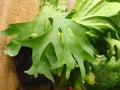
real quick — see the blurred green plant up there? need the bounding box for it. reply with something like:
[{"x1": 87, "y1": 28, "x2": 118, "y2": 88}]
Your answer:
[{"x1": 1, "y1": 0, "x2": 120, "y2": 90}]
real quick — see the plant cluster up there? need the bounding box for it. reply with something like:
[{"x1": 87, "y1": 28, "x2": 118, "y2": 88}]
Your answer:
[{"x1": 1, "y1": 0, "x2": 120, "y2": 90}]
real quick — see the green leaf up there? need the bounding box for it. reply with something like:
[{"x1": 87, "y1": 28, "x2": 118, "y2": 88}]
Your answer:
[
  {"x1": 106, "y1": 37, "x2": 120, "y2": 59},
  {"x1": 15, "y1": 17, "x2": 95, "y2": 80},
  {"x1": 1, "y1": 10, "x2": 51, "y2": 40},
  {"x1": 95, "y1": 56, "x2": 120, "y2": 87},
  {"x1": 2, "y1": 0, "x2": 120, "y2": 85},
  {"x1": 25, "y1": 51, "x2": 55, "y2": 82},
  {"x1": 48, "y1": 0, "x2": 59, "y2": 6},
  {"x1": 2, "y1": 4, "x2": 68, "y2": 81},
  {"x1": 4, "y1": 41, "x2": 21, "y2": 57},
  {"x1": 72, "y1": 0, "x2": 120, "y2": 31}
]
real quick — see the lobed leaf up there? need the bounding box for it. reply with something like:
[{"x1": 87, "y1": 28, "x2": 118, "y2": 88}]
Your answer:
[{"x1": 1, "y1": 0, "x2": 120, "y2": 84}]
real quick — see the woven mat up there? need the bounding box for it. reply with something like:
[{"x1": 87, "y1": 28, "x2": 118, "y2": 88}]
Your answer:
[{"x1": 0, "y1": 0, "x2": 40, "y2": 31}]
